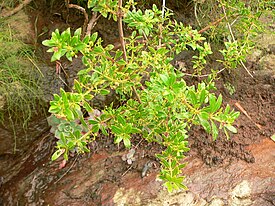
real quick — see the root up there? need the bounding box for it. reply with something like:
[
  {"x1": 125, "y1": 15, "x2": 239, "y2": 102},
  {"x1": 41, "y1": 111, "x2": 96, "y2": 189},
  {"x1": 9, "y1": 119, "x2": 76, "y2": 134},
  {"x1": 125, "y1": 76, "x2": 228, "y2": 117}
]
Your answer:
[{"x1": 65, "y1": 0, "x2": 88, "y2": 35}]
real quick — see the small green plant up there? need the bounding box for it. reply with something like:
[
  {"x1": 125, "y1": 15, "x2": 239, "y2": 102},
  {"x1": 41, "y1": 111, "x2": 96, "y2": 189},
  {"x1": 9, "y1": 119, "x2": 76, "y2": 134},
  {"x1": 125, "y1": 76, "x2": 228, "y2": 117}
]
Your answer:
[{"x1": 42, "y1": 0, "x2": 265, "y2": 192}]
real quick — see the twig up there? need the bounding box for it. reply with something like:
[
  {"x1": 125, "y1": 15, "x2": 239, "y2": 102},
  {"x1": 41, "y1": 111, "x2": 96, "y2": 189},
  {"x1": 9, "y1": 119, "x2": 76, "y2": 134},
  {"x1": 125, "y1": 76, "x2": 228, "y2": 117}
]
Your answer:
[
  {"x1": 122, "y1": 164, "x2": 133, "y2": 177},
  {"x1": 65, "y1": 0, "x2": 88, "y2": 35},
  {"x1": 86, "y1": 12, "x2": 101, "y2": 36},
  {"x1": 0, "y1": 0, "x2": 33, "y2": 18},
  {"x1": 198, "y1": 16, "x2": 225, "y2": 34},
  {"x1": 131, "y1": 86, "x2": 142, "y2": 103},
  {"x1": 54, "y1": 155, "x2": 79, "y2": 184},
  {"x1": 194, "y1": 2, "x2": 202, "y2": 27},
  {"x1": 240, "y1": 59, "x2": 254, "y2": 78},
  {"x1": 161, "y1": 0, "x2": 165, "y2": 18},
  {"x1": 234, "y1": 102, "x2": 262, "y2": 130}
]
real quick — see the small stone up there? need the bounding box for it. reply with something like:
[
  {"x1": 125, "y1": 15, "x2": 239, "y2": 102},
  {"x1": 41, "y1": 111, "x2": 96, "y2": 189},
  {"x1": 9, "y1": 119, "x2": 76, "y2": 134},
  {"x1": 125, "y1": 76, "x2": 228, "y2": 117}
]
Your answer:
[{"x1": 209, "y1": 198, "x2": 224, "y2": 206}]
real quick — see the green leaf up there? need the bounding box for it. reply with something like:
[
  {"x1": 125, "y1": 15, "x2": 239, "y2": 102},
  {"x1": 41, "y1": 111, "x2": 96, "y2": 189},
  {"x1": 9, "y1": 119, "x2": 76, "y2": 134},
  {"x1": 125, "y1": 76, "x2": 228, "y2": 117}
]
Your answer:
[
  {"x1": 61, "y1": 28, "x2": 71, "y2": 41},
  {"x1": 188, "y1": 90, "x2": 197, "y2": 105},
  {"x1": 88, "y1": 119, "x2": 98, "y2": 125},
  {"x1": 65, "y1": 108, "x2": 74, "y2": 120},
  {"x1": 131, "y1": 127, "x2": 141, "y2": 134},
  {"x1": 199, "y1": 90, "x2": 207, "y2": 105},
  {"x1": 82, "y1": 35, "x2": 90, "y2": 44},
  {"x1": 101, "y1": 126, "x2": 108, "y2": 136},
  {"x1": 42, "y1": 39, "x2": 56, "y2": 47},
  {"x1": 105, "y1": 44, "x2": 114, "y2": 50},
  {"x1": 75, "y1": 43, "x2": 86, "y2": 51},
  {"x1": 92, "y1": 124, "x2": 100, "y2": 133},
  {"x1": 74, "y1": 80, "x2": 82, "y2": 93},
  {"x1": 117, "y1": 115, "x2": 126, "y2": 125},
  {"x1": 271, "y1": 134, "x2": 275, "y2": 142},
  {"x1": 213, "y1": 94, "x2": 222, "y2": 113},
  {"x1": 123, "y1": 136, "x2": 131, "y2": 148},
  {"x1": 90, "y1": 32, "x2": 98, "y2": 43},
  {"x1": 74, "y1": 28, "x2": 82, "y2": 37},
  {"x1": 117, "y1": 59, "x2": 126, "y2": 66},
  {"x1": 115, "y1": 51, "x2": 123, "y2": 59},
  {"x1": 225, "y1": 125, "x2": 237, "y2": 133},
  {"x1": 114, "y1": 135, "x2": 123, "y2": 144},
  {"x1": 48, "y1": 105, "x2": 61, "y2": 114},
  {"x1": 111, "y1": 125, "x2": 123, "y2": 135},
  {"x1": 100, "y1": 89, "x2": 110, "y2": 95},
  {"x1": 83, "y1": 101, "x2": 93, "y2": 112},
  {"x1": 211, "y1": 121, "x2": 219, "y2": 140},
  {"x1": 51, "y1": 50, "x2": 62, "y2": 61},
  {"x1": 66, "y1": 52, "x2": 73, "y2": 61},
  {"x1": 93, "y1": 46, "x2": 104, "y2": 53},
  {"x1": 124, "y1": 124, "x2": 132, "y2": 134},
  {"x1": 199, "y1": 115, "x2": 211, "y2": 133},
  {"x1": 51, "y1": 149, "x2": 64, "y2": 161},
  {"x1": 159, "y1": 74, "x2": 169, "y2": 86},
  {"x1": 168, "y1": 73, "x2": 176, "y2": 86},
  {"x1": 164, "y1": 182, "x2": 174, "y2": 193},
  {"x1": 209, "y1": 94, "x2": 216, "y2": 111}
]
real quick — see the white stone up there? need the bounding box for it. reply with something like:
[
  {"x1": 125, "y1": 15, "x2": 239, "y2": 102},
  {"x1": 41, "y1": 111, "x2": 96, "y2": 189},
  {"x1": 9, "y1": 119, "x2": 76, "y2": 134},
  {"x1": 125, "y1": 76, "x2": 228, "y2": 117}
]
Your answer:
[{"x1": 229, "y1": 180, "x2": 253, "y2": 206}]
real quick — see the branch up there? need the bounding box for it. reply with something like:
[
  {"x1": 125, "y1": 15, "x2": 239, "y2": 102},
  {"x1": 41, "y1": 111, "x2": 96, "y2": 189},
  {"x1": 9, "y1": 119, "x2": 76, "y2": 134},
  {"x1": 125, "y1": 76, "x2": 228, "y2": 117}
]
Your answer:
[
  {"x1": 117, "y1": 0, "x2": 141, "y2": 104},
  {"x1": 65, "y1": 0, "x2": 88, "y2": 35},
  {"x1": 198, "y1": 16, "x2": 225, "y2": 34},
  {"x1": 117, "y1": 0, "x2": 127, "y2": 61},
  {"x1": 86, "y1": 12, "x2": 101, "y2": 36},
  {"x1": 0, "y1": 0, "x2": 33, "y2": 18}
]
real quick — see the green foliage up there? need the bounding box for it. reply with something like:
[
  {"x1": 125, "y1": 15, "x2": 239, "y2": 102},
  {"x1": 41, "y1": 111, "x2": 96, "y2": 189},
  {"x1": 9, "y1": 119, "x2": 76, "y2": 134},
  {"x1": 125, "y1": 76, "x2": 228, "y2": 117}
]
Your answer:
[
  {"x1": 41, "y1": 1, "x2": 257, "y2": 192},
  {"x1": 194, "y1": 0, "x2": 266, "y2": 65}
]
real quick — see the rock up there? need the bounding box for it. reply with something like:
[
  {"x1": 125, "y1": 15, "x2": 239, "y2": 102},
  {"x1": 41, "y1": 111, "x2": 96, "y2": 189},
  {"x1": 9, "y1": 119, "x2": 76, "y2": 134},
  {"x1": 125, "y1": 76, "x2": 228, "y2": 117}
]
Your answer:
[
  {"x1": 259, "y1": 54, "x2": 275, "y2": 70},
  {"x1": 149, "y1": 190, "x2": 207, "y2": 206},
  {"x1": 208, "y1": 197, "x2": 224, "y2": 206},
  {"x1": 37, "y1": 63, "x2": 66, "y2": 102},
  {"x1": 229, "y1": 180, "x2": 253, "y2": 206}
]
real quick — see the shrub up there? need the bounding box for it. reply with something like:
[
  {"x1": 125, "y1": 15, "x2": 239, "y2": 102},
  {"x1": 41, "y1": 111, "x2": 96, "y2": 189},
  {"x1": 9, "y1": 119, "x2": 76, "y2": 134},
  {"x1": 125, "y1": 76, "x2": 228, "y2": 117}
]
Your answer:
[{"x1": 43, "y1": 0, "x2": 264, "y2": 191}]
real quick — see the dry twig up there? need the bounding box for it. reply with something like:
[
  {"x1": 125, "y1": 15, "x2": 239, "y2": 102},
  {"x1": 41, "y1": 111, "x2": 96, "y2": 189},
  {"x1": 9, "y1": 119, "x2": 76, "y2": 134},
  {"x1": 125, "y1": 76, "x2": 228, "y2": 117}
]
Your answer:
[
  {"x1": 198, "y1": 16, "x2": 225, "y2": 34},
  {"x1": 235, "y1": 102, "x2": 262, "y2": 130}
]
